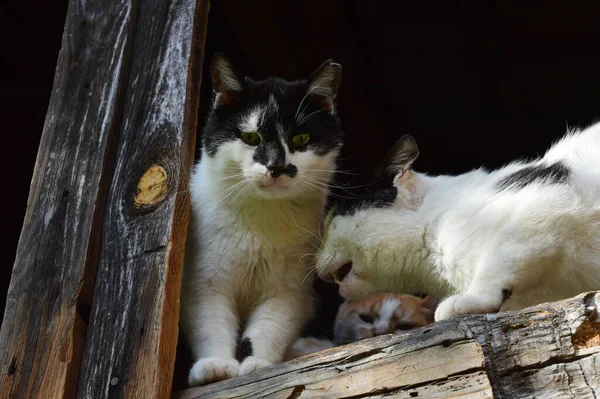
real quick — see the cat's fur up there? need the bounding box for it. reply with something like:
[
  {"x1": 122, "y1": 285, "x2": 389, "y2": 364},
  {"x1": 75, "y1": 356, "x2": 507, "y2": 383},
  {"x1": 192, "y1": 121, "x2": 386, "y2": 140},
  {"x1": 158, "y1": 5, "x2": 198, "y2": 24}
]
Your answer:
[
  {"x1": 316, "y1": 123, "x2": 600, "y2": 321},
  {"x1": 284, "y1": 293, "x2": 437, "y2": 360},
  {"x1": 181, "y1": 54, "x2": 343, "y2": 386}
]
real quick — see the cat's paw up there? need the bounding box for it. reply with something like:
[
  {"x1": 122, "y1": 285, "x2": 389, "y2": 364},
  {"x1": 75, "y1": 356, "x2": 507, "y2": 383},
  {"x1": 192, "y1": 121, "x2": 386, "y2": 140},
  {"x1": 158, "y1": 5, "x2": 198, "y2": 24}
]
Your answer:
[
  {"x1": 435, "y1": 294, "x2": 501, "y2": 321},
  {"x1": 239, "y1": 356, "x2": 273, "y2": 376},
  {"x1": 188, "y1": 357, "x2": 239, "y2": 386}
]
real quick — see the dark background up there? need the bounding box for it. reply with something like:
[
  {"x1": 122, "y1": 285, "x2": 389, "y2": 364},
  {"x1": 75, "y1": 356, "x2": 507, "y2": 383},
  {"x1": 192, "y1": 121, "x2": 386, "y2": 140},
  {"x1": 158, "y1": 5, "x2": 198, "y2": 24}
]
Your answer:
[{"x1": 2, "y1": 0, "x2": 600, "y2": 390}]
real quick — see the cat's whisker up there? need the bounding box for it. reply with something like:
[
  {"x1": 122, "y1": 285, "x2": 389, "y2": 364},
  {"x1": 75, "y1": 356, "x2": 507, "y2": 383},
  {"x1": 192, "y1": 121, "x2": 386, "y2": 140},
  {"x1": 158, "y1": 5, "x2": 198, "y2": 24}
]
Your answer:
[
  {"x1": 206, "y1": 180, "x2": 247, "y2": 206},
  {"x1": 300, "y1": 266, "x2": 317, "y2": 285},
  {"x1": 215, "y1": 173, "x2": 245, "y2": 182},
  {"x1": 228, "y1": 180, "x2": 253, "y2": 206},
  {"x1": 295, "y1": 83, "x2": 322, "y2": 122},
  {"x1": 293, "y1": 217, "x2": 323, "y2": 247},
  {"x1": 298, "y1": 109, "x2": 326, "y2": 125},
  {"x1": 306, "y1": 175, "x2": 374, "y2": 190},
  {"x1": 304, "y1": 169, "x2": 363, "y2": 176},
  {"x1": 300, "y1": 180, "x2": 356, "y2": 201},
  {"x1": 208, "y1": 182, "x2": 244, "y2": 204},
  {"x1": 297, "y1": 181, "x2": 323, "y2": 199},
  {"x1": 301, "y1": 180, "x2": 361, "y2": 200},
  {"x1": 298, "y1": 253, "x2": 317, "y2": 265},
  {"x1": 302, "y1": 177, "x2": 366, "y2": 199}
]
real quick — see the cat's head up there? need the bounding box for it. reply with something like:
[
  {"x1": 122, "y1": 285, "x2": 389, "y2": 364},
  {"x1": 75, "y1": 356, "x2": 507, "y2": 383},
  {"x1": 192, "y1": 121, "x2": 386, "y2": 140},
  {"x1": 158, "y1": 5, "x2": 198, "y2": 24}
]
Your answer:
[
  {"x1": 333, "y1": 293, "x2": 437, "y2": 344},
  {"x1": 316, "y1": 136, "x2": 432, "y2": 299},
  {"x1": 202, "y1": 54, "x2": 343, "y2": 200}
]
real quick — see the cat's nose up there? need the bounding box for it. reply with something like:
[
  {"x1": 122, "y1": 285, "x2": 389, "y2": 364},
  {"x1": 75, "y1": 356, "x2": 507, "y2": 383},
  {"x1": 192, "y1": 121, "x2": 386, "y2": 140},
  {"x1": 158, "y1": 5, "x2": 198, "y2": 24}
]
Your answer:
[
  {"x1": 267, "y1": 164, "x2": 298, "y2": 178},
  {"x1": 267, "y1": 165, "x2": 286, "y2": 178}
]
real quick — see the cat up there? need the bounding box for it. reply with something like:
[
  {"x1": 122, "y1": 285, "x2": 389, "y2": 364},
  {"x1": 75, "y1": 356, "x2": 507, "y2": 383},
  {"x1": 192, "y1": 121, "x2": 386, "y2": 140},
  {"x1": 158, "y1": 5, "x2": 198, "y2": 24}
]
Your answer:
[
  {"x1": 180, "y1": 54, "x2": 344, "y2": 386},
  {"x1": 284, "y1": 293, "x2": 437, "y2": 360},
  {"x1": 315, "y1": 123, "x2": 600, "y2": 321}
]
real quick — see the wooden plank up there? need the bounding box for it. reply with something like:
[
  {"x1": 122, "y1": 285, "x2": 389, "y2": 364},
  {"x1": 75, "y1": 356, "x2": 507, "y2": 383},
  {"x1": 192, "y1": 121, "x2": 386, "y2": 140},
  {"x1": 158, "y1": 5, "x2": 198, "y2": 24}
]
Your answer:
[
  {"x1": 463, "y1": 291, "x2": 600, "y2": 397},
  {"x1": 175, "y1": 292, "x2": 600, "y2": 399},
  {"x1": 174, "y1": 327, "x2": 490, "y2": 399},
  {"x1": 499, "y1": 354, "x2": 600, "y2": 398},
  {"x1": 0, "y1": 0, "x2": 134, "y2": 397},
  {"x1": 76, "y1": 0, "x2": 209, "y2": 397},
  {"x1": 364, "y1": 371, "x2": 492, "y2": 399}
]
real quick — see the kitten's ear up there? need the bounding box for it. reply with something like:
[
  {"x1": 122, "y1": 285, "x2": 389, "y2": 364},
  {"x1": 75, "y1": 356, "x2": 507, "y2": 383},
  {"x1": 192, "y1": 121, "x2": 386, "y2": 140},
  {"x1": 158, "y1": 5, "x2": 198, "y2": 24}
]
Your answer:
[
  {"x1": 210, "y1": 53, "x2": 244, "y2": 95},
  {"x1": 420, "y1": 296, "x2": 439, "y2": 322},
  {"x1": 307, "y1": 59, "x2": 343, "y2": 111}
]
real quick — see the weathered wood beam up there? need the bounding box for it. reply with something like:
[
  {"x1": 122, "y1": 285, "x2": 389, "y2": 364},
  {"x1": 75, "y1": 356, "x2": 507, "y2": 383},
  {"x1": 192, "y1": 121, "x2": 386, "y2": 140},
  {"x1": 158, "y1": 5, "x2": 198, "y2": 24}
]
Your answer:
[
  {"x1": 174, "y1": 292, "x2": 600, "y2": 399},
  {"x1": 76, "y1": 0, "x2": 209, "y2": 398},
  {"x1": 0, "y1": 1, "x2": 134, "y2": 397}
]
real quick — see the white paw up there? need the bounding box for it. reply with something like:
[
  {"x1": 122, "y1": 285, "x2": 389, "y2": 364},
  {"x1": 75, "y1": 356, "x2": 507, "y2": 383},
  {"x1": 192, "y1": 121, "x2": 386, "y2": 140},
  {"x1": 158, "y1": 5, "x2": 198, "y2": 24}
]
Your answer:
[
  {"x1": 188, "y1": 357, "x2": 239, "y2": 386},
  {"x1": 239, "y1": 356, "x2": 273, "y2": 376},
  {"x1": 435, "y1": 294, "x2": 501, "y2": 321}
]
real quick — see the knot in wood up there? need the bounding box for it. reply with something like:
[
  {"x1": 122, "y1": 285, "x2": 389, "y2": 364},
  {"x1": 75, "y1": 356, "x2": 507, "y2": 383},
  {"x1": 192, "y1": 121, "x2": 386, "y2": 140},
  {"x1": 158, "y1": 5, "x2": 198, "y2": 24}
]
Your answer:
[{"x1": 134, "y1": 165, "x2": 168, "y2": 207}]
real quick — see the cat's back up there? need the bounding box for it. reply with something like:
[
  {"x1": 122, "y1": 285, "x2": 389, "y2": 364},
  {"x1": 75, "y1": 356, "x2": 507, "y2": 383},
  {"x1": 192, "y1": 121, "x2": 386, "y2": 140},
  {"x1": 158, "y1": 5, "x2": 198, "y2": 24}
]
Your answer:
[{"x1": 542, "y1": 122, "x2": 600, "y2": 199}]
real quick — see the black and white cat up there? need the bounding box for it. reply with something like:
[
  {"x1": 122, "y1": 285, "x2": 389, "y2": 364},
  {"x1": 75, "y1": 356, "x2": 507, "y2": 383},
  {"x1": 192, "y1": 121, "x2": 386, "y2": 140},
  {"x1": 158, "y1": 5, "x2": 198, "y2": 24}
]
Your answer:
[
  {"x1": 180, "y1": 54, "x2": 344, "y2": 386},
  {"x1": 316, "y1": 123, "x2": 600, "y2": 321}
]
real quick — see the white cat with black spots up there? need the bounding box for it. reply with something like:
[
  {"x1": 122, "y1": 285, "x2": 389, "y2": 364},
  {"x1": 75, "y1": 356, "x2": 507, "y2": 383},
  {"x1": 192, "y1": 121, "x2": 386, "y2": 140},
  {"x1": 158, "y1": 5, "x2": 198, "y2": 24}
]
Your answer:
[{"x1": 317, "y1": 123, "x2": 600, "y2": 321}]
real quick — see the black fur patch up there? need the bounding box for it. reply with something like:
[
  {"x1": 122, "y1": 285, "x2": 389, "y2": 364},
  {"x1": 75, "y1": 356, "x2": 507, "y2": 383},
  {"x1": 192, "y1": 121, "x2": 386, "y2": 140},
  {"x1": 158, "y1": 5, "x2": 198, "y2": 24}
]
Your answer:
[
  {"x1": 496, "y1": 162, "x2": 570, "y2": 191},
  {"x1": 203, "y1": 77, "x2": 343, "y2": 161},
  {"x1": 236, "y1": 337, "x2": 253, "y2": 361},
  {"x1": 334, "y1": 186, "x2": 398, "y2": 217},
  {"x1": 502, "y1": 289, "x2": 512, "y2": 302}
]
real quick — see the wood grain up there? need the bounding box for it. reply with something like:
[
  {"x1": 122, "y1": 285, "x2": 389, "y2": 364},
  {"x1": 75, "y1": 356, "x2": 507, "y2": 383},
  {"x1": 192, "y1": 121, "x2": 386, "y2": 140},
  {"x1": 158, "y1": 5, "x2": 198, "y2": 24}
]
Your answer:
[
  {"x1": 75, "y1": 0, "x2": 209, "y2": 397},
  {"x1": 175, "y1": 292, "x2": 600, "y2": 399},
  {"x1": 0, "y1": 0, "x2": 134, "y2": 397}
]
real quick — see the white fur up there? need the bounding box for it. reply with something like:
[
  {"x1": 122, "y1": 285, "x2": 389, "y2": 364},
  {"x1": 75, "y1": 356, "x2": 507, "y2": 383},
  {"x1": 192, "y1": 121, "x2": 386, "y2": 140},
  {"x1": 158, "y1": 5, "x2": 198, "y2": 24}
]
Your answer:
[
  {"x1": 317, "y1": 123, "x2": 600, "y2": 321},
  {"x1": 181, "y1": 134, "x2": 339, "y2": 385}
]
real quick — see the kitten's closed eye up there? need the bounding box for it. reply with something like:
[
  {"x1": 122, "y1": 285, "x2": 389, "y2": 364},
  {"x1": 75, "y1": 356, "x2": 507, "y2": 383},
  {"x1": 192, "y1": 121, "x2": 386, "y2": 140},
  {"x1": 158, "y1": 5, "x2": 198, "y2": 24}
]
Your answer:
[
  {"x1": 359, "y1": 314, "x2": 374, "y2": 324},
  {"x1": 395, "y1": 323, "x2": 415, "y2": 331}
]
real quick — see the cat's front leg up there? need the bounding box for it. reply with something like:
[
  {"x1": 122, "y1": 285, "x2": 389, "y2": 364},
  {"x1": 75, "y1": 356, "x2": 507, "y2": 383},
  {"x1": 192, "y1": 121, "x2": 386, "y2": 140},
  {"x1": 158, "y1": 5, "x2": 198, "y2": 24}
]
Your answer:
[
  {"x1": 435, "y1": 253, "x2": 516, "y2": 321},
  {"x1": 238, "y1": 291, "x2": 313, "y2": 376},
  {"x1": 182, "y1": 289, "x2": 240, "y2": 386}
]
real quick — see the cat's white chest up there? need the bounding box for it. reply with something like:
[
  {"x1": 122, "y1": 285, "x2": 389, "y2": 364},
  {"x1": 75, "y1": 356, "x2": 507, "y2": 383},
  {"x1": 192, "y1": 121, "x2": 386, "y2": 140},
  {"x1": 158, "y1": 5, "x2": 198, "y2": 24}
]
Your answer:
[{"x1": 194, "y1": 196, "x2": 320, "y2": 301}]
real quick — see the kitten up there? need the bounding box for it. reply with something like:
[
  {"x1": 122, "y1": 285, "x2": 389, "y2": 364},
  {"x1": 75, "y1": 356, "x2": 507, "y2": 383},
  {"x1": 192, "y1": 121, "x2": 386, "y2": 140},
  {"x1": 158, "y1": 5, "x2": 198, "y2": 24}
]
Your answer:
[
  {"x1": 180, "y1": 54, "x2": 343, "y2": 386},
  {"x1": 284, "y1": 293, "x2": 437, "y2": 360},
  {"x1": 316, "y1": 123, "x2": 600, "y2": 321}
]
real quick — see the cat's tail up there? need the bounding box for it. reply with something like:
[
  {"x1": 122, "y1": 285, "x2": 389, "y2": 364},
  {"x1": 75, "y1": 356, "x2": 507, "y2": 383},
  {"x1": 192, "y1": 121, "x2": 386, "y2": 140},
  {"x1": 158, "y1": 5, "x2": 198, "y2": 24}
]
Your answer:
[{"x1": 283, "y1": 337, "x2": 335, "y2": 361}]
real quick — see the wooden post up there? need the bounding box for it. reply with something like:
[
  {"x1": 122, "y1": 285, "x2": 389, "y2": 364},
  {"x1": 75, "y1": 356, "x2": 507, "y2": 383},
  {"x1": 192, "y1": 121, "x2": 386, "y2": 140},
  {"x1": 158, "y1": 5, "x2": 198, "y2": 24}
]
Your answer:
[
  {"x1": 174, "y1": 292, "x2": 600, "y2": 399},
  {"x1": 0, "y1": 0, "x2": 209, "y2": 397},
  {"x1": 0, "y1": 1, "x2": 134, "y2": 397},
  {"x1": 75, "y1": 0, "x2": 209, "y2": 397}
]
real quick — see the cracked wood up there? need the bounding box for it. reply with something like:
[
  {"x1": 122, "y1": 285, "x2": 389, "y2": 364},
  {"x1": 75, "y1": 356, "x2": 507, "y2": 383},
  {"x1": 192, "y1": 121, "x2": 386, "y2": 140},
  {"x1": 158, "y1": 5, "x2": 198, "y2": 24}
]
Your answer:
[
  {"x1": 75, "y1": 0, "x2": 209, "y2": 398},
  {"x1": 174, "y1": 292, "x2": 600, "y2": 399},
  {"x1": 0, "y1": 0, "x2": 134, "y2": 397}
]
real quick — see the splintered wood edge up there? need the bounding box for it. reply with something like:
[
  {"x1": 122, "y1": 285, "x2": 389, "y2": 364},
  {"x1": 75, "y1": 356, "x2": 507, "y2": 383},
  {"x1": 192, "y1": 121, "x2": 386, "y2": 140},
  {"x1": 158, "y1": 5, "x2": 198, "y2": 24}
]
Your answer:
[{"x1": 173, "y1": 291, "x2": 600, "y2": 399}]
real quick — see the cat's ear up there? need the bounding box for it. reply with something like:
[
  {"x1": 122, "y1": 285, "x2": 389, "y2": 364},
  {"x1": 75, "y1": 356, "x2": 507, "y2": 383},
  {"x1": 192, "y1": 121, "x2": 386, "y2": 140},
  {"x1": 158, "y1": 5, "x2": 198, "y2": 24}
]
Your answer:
[
  {"x1": 384, "y1": 135, "x2": 420, "y2": 181},
  {"x1": 307, "y1": 59, "x2": 343, "y2": 111},
  {"x1": 210, "y1": 53, "x2": 244, "y2": 105},
  {"x1": 420, "y1": 296, "x2": 439, "y2": 323}
]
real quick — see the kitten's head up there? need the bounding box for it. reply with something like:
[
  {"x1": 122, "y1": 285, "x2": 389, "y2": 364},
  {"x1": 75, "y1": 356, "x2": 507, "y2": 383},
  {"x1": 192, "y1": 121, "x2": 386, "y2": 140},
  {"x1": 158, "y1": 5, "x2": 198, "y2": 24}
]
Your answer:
[
  {"x1": 316, "y1": 136, "x2": 432, "y2": 299},
  {"x1": 202, "y1": 54, "x2": 343, "y2": 200},
  {"x1": 333, "y1": 293, "x2": 437, "y2": 345}
]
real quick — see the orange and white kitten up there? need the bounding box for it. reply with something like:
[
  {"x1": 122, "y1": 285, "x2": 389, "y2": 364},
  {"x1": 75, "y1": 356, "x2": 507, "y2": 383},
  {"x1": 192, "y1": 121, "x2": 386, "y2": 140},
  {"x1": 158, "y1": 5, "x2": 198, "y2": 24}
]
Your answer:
[{"x1": 285, "y1": 293, "x2": 437, "y2": 360}]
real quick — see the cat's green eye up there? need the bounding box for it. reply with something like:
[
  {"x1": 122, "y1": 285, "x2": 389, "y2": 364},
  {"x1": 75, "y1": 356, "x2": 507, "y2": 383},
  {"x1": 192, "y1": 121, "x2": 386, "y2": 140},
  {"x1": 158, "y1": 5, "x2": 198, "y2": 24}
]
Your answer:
[
  {"x1": 292, "y1": 133, "x2": 311, "y2": 148},
  {"x1": 241, "y1": 132, "x2": 261, "y2": 146}
]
